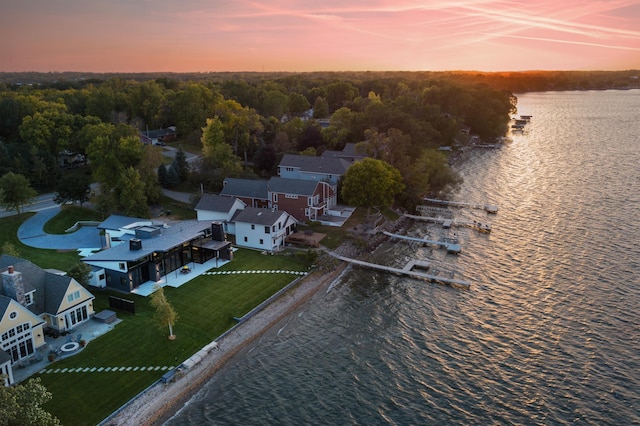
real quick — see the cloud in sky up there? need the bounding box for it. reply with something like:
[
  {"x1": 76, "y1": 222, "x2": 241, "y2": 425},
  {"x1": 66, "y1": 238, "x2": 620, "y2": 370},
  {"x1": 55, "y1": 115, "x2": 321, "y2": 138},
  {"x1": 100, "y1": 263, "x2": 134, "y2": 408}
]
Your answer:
[{"x1": 1, "y1": 0, "x2": 639, "y2": 72}]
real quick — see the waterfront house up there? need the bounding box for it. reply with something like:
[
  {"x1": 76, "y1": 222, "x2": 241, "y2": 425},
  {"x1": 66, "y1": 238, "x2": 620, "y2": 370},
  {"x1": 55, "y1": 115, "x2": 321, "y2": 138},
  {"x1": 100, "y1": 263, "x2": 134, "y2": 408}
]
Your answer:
[
  {"x1": 0, "y1": 255, "x2": 96, "y2": 385},
  {"x1": 267, "y1": 177, "x2": 336, "y2": 222},
  {"x1": 234, "y1": 207, "x2": 297, "y2": 253},
  {"x1": 218, "y1": 177, "x2": 337, "y2": 223},
  {"x1": 83, "y1": 218, "x2": 232, "y2": 293}
]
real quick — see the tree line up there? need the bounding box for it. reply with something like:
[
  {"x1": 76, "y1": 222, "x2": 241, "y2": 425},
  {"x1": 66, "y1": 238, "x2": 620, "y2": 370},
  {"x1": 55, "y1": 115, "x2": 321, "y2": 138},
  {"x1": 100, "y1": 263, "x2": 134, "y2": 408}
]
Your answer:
[{"x1": 0, "y1": 72, "x2": 521, "y2": 216}]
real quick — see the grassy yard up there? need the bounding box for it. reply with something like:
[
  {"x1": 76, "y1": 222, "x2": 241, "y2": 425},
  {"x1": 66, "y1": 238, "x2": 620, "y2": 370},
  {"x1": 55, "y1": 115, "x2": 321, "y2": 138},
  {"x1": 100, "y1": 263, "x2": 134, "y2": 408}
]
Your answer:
[
  {"x1": 156, "y1": 194, "x2": 197, "y2": 220},
  {"x1": 42, "y1": 205, "x2": 103, "y2": 235},
  {"x1": 39, "y1": 249, "x2": 312, "y2": 425}
]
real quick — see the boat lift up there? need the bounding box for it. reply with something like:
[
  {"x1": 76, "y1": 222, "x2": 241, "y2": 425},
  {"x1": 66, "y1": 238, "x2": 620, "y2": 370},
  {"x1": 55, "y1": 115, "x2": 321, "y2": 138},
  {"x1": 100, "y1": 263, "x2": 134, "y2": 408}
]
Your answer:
[
  {"x1": 423, "y1": 198, "x2": 498, "y2": 214},
  {"x1": 383, "y1": 231, "x2": 461, "y2": 254}
]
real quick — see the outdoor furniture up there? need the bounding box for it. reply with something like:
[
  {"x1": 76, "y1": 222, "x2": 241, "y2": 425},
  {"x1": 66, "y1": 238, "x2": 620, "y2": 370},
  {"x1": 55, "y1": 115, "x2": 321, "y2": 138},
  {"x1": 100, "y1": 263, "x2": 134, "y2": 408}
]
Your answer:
[{"x1": 181, "y1": 266, "x2": 191, "y2": 274}]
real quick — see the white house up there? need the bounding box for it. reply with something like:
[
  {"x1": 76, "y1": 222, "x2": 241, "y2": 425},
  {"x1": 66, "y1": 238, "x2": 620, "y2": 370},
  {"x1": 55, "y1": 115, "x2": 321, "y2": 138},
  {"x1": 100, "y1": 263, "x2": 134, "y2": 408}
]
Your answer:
[
  {"x1": 234, "y1": 207, "x2": 297, "y2": 253},
  {"x1": 194, "y1": 194, "x2": 246, "y2": 235}
]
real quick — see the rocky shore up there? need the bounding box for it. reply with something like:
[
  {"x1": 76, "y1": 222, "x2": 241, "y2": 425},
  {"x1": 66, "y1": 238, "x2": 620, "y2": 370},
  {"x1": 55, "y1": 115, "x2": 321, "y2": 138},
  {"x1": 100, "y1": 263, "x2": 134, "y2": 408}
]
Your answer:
[{"x1": 106, "y1": 259, "x2": 350, "y2": 426}]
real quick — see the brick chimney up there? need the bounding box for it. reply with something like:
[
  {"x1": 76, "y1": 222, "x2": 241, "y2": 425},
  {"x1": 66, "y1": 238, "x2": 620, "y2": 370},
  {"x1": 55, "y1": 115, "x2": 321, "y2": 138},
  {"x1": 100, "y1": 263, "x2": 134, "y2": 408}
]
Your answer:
[{"x1": 2, "y1": 266, "x2": 26, "y2": 306}]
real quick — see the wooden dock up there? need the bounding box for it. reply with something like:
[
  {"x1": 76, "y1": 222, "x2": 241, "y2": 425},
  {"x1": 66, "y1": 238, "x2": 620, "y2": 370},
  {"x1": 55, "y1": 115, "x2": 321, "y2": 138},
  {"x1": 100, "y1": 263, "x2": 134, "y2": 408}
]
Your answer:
[
  {"x1": 325, "y1": 251, "x2": 470, "y2": 289},
  {"x1": 423, "y1": 197, "x2": 498, "y2": 214},
  {"x1": 383, "y1": 231, "x2": 461, "y2": 254},
  {"x1": 404, "y1": 214, "x2": 491, "y2": 233}
]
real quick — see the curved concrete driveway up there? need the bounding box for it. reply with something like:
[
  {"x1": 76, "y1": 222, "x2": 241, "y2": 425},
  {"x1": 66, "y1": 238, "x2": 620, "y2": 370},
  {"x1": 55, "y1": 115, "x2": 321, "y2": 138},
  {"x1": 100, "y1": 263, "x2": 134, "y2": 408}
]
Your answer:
[{"x1": 18, "y1": 206, "x2": 102, "y2": 250}]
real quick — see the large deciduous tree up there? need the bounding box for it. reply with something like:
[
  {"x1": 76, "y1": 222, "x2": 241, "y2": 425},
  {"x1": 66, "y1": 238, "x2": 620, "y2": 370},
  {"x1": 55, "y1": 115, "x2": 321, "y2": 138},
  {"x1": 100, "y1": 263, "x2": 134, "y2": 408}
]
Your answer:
[
  {"x1": 0, "y1": 377, "x2": 60, "y2": 425},
  {"x1": 200, "y1": 117, "x2": 243, "y2": 179},
  {"x1": 54, "y1": 174, "x2": 91, "y2": 207},
  {"x1": 0, "y1": 172, "x2": 37, "y2": 215},
  {"x1": 118, "y1": 167, "x2": 149, "y2": 218},
  {"x1": 341, "y1": 158, "x2": 404, "y2": 218}
]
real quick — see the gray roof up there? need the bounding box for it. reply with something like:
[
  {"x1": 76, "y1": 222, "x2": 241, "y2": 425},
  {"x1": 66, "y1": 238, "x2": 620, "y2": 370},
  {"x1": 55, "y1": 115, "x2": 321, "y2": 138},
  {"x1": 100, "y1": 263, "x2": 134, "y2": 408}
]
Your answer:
[
  {"x1": 278, "y1": 154, "x2": 352, "y2": 176},
  {"x1": 0, "y1": 255, "x2": 90, "y2": 316},
  {"x1": 98, "y1": 215, "x2": 151, "y2": 231},
  {"x1": 44, "y1": 273, "x2": 82, "y2": 315},
  {"x1": 234, "y1": 207, "x2": 291, "y2": 226},
  {"x1": 195, "y1": 194, "x2": 242, "y2": 213},
  {"x1": 268, "y1": 177, "x2": 318, "y2": 196},
  {"x1": 220, "y1": 178, "x2": 268, "y2": 200},
  {"x1": 83, "y1": 220, "x2": 211, "y2": 262},
  {"x1": 0, "y1": 297, "x2": 11, "y2": 321}
]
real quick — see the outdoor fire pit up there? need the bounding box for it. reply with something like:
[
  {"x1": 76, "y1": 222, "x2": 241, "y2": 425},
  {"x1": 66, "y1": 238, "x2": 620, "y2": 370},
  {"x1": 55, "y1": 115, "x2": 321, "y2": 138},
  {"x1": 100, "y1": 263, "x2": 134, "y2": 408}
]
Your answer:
[{"x1": 60, "y1": 342, "x2": 80, "y2": 353}]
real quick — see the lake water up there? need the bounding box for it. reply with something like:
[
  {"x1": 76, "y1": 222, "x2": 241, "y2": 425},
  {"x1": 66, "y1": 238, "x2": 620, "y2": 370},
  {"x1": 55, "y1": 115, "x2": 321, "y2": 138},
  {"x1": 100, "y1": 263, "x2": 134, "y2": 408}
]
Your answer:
[{"x1": 166, "y1": 90, "x2": 640, "y2": 425}]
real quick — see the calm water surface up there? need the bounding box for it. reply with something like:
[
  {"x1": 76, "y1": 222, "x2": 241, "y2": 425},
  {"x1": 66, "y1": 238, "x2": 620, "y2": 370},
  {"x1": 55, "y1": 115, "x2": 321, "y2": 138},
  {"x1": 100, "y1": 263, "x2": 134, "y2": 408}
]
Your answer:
[{"x1": 166, "y1": 90, "x2": 640, "y2": 425}]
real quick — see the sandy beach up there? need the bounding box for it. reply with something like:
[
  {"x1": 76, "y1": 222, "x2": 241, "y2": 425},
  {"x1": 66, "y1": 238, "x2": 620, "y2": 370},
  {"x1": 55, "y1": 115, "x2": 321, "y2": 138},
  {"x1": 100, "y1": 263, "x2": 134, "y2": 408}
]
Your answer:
[{"x1": 107, "y1": 262, "x2": 348, "y2": 426}]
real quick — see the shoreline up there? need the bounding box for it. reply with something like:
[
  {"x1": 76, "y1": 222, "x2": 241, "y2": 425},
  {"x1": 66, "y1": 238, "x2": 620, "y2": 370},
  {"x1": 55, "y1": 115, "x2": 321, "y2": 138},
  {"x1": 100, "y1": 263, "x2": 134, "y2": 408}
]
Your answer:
[{"x1": 107, "y1": 262, "x2": 348, "y2": 426}]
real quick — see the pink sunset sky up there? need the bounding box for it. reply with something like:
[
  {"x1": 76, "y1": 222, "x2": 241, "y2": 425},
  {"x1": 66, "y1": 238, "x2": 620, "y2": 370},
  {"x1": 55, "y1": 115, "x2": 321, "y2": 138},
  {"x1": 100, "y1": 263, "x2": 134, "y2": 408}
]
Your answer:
[{"x1": 1, "y1": 0, "x2": 639, "y2": 72}]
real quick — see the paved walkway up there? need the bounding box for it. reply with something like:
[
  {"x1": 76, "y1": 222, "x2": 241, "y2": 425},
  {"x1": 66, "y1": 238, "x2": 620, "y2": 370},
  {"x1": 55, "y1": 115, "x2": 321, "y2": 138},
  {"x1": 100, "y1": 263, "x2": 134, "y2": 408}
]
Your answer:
[{"x1": 17, "y1": 206, "x2": 102, "y2": 250}]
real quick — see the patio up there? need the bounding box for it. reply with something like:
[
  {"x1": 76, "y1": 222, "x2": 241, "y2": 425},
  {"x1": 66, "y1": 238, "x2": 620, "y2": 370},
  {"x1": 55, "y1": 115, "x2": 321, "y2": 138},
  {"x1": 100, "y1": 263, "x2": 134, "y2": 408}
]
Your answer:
[
  {"x1": 130, "y1": 255, "x2": 232, "y2": 296},
  {"x1": 11, "y1": 315, "x2": 122, "y2": 384}
]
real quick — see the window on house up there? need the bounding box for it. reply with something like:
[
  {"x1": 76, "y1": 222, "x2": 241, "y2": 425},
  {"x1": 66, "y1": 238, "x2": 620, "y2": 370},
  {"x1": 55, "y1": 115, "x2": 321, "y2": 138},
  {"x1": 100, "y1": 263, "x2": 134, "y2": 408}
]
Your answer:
[
  {"x1": 259, "y1": 239, "x2": 264, "y2": 245},
  {"x1": 119, "y1": 262, "x2": 125, "y2": 270},
  {"x1": 67, "y1": 294, "x2": 74, "y2": 303},
  {"x1": 264, "y1": 226, "x2": 270, "y2": 234},
  {"x1": 251, "y1": 224, "x2": 255, "y2": 230},
  {"x1": 243, "y1": 237, "x2": 248, "y2": 242},
  {"x1": 74, "y1": 290, "x2": 80, "y2": 299},
  {"x1": 24, "y1": 292, "x2": 34, "y2": 306},
  {"x1": 99, "y1": 273, "x2": 105, "y2": 280},
  {"x1": 273, "y1": 194, "x2": 278, "y2": 202}
]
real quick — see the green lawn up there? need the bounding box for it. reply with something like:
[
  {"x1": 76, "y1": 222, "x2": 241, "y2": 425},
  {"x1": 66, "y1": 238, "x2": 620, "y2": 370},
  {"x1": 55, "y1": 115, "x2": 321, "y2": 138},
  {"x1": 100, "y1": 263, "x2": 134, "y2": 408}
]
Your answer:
[
  {"x1": 39, "y1": 249, "x2": 312, "y2": 425},
  {"x1": 156, "y1": 194, "x2": 197, "y2": 220},
  {"x1": 42, "y1": 205, "x2": 103, "y2": 235}
]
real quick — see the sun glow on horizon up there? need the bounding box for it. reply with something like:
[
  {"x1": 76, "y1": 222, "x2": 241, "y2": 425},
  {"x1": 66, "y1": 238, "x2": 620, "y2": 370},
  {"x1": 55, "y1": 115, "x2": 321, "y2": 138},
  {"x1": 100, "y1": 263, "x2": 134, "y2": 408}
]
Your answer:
[{"x1": 1, "y1": 0, "x2": 639, "y2": 72}]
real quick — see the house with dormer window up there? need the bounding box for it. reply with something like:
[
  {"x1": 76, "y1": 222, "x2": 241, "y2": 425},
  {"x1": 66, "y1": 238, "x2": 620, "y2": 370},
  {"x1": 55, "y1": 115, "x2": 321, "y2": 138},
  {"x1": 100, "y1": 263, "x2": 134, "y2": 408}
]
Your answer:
[{"x1": 0, "y1": 255, "x2": 96, "y2": 385}]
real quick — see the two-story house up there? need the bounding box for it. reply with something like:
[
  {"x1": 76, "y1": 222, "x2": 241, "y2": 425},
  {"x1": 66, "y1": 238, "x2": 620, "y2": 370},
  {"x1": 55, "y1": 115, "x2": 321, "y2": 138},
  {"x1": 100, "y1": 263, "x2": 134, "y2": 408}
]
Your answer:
[
  {"x1": 268, "y1": 177, "x2": 336, "y2": 222},
  {"x1": 277, "y1": 143, "x2": 365, "y2": 185},
  {"x1": 219, "y1": 177, "x2": 337, "y2": 223},
  {"x1": 0, "y1": 255, "x2": 96, "y2": 385},
  {"x1": 234, "y1": 207, "x2": 297, "y2": 253}
]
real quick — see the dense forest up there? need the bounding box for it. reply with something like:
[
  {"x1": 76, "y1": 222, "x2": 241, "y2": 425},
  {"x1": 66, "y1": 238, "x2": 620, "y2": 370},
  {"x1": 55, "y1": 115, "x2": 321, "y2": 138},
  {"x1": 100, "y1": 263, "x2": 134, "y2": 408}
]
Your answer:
[{"x1": 1, "y1": 70, "x2": 636, "y2": 217}]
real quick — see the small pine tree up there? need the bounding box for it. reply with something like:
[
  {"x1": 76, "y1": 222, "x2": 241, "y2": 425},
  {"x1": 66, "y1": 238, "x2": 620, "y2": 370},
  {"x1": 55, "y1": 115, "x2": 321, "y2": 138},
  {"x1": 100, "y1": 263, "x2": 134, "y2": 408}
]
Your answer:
[
  {"x1": 164, "y1": 166, "x2": 180, "y2": 188},
  {"x1": 174, "y1": 146, "x2": 190, "y2": 182},
  {"x1": 157, "y1": 163, "x2": 167, "y2": 187}
]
